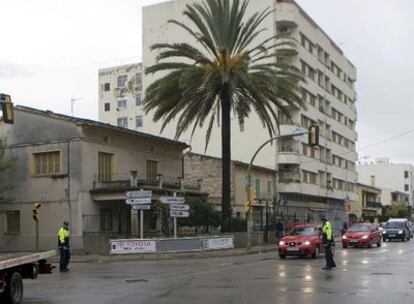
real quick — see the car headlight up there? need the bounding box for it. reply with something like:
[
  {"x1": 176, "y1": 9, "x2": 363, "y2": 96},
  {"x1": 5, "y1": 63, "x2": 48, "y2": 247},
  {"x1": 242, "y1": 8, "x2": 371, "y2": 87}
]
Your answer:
[
  {"x1": 279, "y1": 241, "x2": 286, "y2": 246},
  {"x1": 303, "y1": 241, "x2": 311, "y2": 246},
  {"x1": 398, "y1": 230, "x2": 403, "y2": 234},
  {"x1": 342, "y1": 235, "x2": 347, "y2": 239},
  {"x1": 361, "y1": 235, "x2": 369, "y2": 239}
]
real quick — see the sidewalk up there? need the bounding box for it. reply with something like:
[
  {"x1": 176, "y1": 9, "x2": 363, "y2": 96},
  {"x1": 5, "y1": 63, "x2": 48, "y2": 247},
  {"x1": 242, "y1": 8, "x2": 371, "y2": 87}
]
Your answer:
[{"x1": 50, "y1": 244, "x2": 277, "y2": 263}]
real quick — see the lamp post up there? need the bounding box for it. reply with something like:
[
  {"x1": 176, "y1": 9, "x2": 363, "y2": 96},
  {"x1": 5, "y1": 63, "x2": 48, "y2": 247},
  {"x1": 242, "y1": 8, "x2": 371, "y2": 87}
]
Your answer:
[{"x1": 246, "y1": 129, "x2": 315, "y2": 248}]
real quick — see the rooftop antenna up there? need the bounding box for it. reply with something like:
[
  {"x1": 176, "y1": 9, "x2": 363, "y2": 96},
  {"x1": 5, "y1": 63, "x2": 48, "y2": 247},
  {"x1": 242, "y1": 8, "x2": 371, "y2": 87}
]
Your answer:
[{"x1": 70, "y1": 97, "x2": 82, "y2": 116}]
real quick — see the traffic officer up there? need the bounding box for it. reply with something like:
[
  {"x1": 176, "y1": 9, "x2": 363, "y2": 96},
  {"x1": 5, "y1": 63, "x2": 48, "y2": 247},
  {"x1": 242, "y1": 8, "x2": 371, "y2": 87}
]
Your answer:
[
  {"x1": 321, "y1": 216, "x2": 336, "y2": 270},
  {"x1": 58, "y1": 221, "x2": 70, "y2": 272}
]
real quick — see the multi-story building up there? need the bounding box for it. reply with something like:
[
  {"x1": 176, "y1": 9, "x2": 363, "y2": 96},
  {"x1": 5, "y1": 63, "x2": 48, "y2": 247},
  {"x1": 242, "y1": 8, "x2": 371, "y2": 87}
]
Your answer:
[
  {"x1": 96, "y1": 0, "x2": 359, "y2": 230},
  {"x1": 98, "y1": 63, "x2": 144, "y2": 130},
  {"x1": 357, "y1": 158, "x2": 414, "y2": 206}
]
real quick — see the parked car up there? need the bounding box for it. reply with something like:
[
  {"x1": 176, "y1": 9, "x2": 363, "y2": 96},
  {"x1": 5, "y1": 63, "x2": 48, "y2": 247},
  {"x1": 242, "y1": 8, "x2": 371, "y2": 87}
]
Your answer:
[
  {"x1": 382, "y1": 219, "x2": 411, "y2": 242},
  {"x1": 342, "y1": 223, "x2": 382, "y2": 248},
  {"x1": 278, "y1": 225, "x2": 323, "y2": 259}
]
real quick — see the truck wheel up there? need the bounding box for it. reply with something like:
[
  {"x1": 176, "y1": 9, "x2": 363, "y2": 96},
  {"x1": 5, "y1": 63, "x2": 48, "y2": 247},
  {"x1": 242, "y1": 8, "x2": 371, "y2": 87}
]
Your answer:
[{"x1": 5, "y1": 272, "x2": 23, "y2": 304}]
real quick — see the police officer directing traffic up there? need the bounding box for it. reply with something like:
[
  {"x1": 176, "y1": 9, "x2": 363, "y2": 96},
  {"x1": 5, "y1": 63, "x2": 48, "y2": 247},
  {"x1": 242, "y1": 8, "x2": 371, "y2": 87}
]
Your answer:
[
  {"x1": 58, "y1": 221, "x2": 71, "y2": 272},
  {"x1": 321, "y1": 216, "x2": 336, "y2": 270}
]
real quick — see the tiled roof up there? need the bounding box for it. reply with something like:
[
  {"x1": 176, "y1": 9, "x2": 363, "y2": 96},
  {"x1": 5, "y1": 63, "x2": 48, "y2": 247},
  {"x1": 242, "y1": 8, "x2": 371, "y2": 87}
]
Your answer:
[{"x1": 15, "y1": 105, "x2": 189, "y2": 148}]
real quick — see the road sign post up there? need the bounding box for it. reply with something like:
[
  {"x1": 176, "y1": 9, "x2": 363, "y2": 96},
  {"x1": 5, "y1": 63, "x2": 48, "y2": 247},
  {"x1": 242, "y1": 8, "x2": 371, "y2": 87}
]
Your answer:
[{"x1": 125, "y1": 190, "x2": 152, "y2": 239}]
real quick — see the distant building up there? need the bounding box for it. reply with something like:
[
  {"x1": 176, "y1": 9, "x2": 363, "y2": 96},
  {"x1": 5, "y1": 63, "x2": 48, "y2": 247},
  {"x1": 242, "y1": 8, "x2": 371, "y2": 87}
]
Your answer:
[
  {"x1": 351, "y1": 183, "x2": 382, "y2": 221},
  {"x1": 0, "y1": 106, "x2": 205, "y2": 252},
  {"x1": 98, "y1": 63, "x2": 144, "y2": 130},
  {"x1": 357, "y1": 158, "x2": 414, "y2": 206}
]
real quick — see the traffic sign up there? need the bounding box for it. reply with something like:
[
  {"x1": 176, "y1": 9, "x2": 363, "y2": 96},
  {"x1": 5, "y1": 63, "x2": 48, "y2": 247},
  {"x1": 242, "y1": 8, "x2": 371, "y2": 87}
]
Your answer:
[
  {"x1": 160, "y1": 196, "x2": 185, "y2": 204},
  {"x1": 132, "y1": 204, "x2": 151, "y2": 210},
  {"x1": 126, "y1": 190, "x2": 152, "y2": 199},
  {"x1": 170, "y1": 204, "x2": 190, "y2": 211},
  {"x1": 170, "y1": 210, "x2": 189, "y2": 218},
  {"x1": 126, "y1": 198, "x2": 152, "y2": 205}
]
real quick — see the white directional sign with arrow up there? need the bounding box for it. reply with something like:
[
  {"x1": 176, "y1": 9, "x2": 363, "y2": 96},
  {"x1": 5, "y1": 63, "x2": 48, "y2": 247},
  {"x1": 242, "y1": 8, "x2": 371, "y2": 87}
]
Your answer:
[
  {"x1": 170, "y1": 204, "x2": 190, "y2": 211},
  {"x1": 160, "y1": 196, "x2": 185, "y2": 205},
  {"x1": 170, "y1": 210, "x2": 190, "y2": 218}
]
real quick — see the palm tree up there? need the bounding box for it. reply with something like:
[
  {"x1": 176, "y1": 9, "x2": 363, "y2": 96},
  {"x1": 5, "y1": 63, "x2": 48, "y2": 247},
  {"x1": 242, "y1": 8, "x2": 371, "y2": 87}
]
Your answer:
[{"x1": 144, "y1": 0, "x2": 304, "y2": 232}]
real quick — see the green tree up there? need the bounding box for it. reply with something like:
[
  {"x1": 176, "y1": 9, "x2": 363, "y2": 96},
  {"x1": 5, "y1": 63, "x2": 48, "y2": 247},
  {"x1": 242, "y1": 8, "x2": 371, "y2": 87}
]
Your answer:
[
  {"x1": 181, "y1": 199, "x2": 220, "y2": 233},
  {"x1": 383, "y1": 203, "x2": 411, "y2": 219},
  {"x1": 145, "y1": 0, "x2": 303, "y2": 231}
]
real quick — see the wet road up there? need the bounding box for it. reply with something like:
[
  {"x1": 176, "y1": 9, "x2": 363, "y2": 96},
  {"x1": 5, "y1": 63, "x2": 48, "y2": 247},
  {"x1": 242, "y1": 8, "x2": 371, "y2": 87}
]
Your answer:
[{"x1": 24, "y1": 240, "x2": 414, "y2": 304}]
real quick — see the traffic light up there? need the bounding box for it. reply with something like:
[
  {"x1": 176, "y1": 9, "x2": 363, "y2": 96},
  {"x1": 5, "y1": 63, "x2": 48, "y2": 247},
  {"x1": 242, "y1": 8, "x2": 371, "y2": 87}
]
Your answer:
[
  {"x1": 0, "y1": 94, "x2": 14, "y2": 124},
  {"x1": 308, "y1": 125, "x2": 319, "y2": 146},
  {"x1": 32, "y1": 203, "x2": 41, "y2": 221}
]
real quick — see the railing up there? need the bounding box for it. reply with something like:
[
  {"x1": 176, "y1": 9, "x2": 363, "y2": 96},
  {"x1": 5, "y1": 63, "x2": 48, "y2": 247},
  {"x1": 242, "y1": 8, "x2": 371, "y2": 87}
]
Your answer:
[
  {"x1": 92, "y1": 172, "x2": 201, "y2": 191},
  {"x1": 366, "y1": 201, "x2": 382, "y2": 209},
  {"x1": 279, "y1": 172, "x2": 301, "y2": 183}
]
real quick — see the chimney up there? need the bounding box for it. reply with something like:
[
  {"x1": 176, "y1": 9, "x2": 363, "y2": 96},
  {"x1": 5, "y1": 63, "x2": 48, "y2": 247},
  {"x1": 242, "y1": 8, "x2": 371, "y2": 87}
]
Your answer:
[{"x1": 370, "y1": 175, "x2": 376, "y2": 187}]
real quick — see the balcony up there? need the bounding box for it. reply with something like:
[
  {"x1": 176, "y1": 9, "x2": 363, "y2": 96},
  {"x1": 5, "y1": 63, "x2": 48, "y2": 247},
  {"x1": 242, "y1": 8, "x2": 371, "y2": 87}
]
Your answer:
[
  {"x1": 278, "y1": 152, "x2": 301, "y2": 165},
  {"x1": 275, "y1": 37, "x2": 298, "y2": 57},
  {"x1": 92, "y1": 172, "x2": 201, "y2": 192},
  {"x1": 366, "y1": 201, "x2": 382, "y2": 209}
]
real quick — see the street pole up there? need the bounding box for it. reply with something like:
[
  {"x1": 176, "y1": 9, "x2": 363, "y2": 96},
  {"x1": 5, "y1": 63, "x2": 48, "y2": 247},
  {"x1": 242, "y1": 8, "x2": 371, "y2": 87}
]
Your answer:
[
  {"x1": 246, "y1": 131, "x2": 309, "y2": 248},
  {"x1": 140, "y1": 209, "x2": 144, "y2": 239},
  {"x1": 173, "y1": 192, "x2": 177, "y2": 239},
  {"x1": 35, "y1": 221, "x2": 39, "y2": 251}
]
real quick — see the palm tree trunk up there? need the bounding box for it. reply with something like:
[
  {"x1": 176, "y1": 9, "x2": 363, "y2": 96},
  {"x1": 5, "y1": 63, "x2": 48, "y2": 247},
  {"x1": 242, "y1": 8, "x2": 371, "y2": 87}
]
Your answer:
[{"x1": 220, "y1": 86, "x2": 232, "y2": 232}]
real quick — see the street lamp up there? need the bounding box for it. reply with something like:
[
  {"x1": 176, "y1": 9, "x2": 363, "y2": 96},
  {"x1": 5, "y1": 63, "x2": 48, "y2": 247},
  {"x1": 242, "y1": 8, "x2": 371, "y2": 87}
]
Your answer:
[{"x1": 245, "y1": 126, "x2": 319, "y2": 248}]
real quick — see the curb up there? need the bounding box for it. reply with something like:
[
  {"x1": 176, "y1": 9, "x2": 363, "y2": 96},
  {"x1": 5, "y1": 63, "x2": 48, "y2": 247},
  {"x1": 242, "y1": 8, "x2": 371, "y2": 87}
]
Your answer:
[{"x1": 50, "y1": 245, "x2": 277, "y2": 264}]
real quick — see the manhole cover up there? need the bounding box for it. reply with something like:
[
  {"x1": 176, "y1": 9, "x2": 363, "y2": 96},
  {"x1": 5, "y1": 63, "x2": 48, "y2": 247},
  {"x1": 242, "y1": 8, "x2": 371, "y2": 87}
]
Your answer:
[
  {"x1": 371, "y1": 273, "x2": 393, "y2": 276},
  {"x1": 125, "y1": 278, "x2": 149, "y2": 283}
]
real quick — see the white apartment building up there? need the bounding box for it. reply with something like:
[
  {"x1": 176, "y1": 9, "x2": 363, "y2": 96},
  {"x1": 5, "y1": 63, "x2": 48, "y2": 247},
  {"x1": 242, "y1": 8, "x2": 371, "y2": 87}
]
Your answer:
[
  {"x1": 98, "y1": 63, "x2": 144, "y2": 130},
  {"x1": 357, "y1": 158, "x2": 414, "y2": 206},
  {"x1": 99, "y1": 0, "x2": 359, "y2": 227}
]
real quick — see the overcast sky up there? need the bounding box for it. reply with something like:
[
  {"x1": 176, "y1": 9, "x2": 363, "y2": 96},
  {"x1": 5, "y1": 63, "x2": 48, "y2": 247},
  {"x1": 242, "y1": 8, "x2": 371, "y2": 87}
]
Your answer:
[{"x1": 1, "y1": 0, "x2": 414, "y2": 163}]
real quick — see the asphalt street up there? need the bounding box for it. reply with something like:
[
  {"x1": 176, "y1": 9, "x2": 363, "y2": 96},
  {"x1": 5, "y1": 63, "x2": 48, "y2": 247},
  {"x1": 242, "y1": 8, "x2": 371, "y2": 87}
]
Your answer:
[{"x1": 24, "y1": 240, "x2": 414, "y2": 304}]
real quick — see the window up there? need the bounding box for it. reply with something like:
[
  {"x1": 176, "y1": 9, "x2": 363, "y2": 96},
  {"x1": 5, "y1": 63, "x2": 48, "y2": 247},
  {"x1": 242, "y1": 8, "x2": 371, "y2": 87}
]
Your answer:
[
  {"x1": 33, "y1": 151, "x2": 61, "y2": 176},
  {"x1": 405, "y1": 184, "x2": 409, "y2": 191},
  {"x1": 6, "y1": 210, "x2": 20, "y2": 234},
  {"x1": 117, "y1": 99, "x2": 127, "y2": 108},
  {"x1": 404, "y1": 171, "x2": 409, "y2": 179},
  {"x1": 135, "y1": 73, "x2": 142, "y2": 85},
  {"x1": 98, "y1": 152, "x2": 113, "y2": 182},
  {"x1": 147, "y1": 160, "x2": 158, "y2": 182},
  {"x1": 117, "y1": 75, "x2": 128, "y2": 88},
  {"x1": 100, "y1": 209, "x2": 113, "y2": 232},
  {"x1": 255, "y1": 179, "x2": 261, "y2": 199},
  {"x1": 136, "y1": 115, "x2": 143, "y2": 128},
  {"x1": 267, "y1": 181, "x2": 272, "y2": 194},
  {"x1": 302, "y1": 170, "x2": 318, "y2": 185},
  {"x1": 104, "y1": 83, "x2": 110, "y2": 91},
  {"x1": 104, "y1": 103, "x2": 110, "y2": 112},
  {"x1": 117, "y1": 117, "x2": 128, "y2": 128},
  {"x1": 135, "y1": 94, "x2": 142, "y2": 106}
]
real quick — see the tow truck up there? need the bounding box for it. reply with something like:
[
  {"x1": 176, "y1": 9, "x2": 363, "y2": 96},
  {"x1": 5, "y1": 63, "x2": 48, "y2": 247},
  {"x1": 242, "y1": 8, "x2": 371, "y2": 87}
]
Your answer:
[{"x1": 0, "y1": 250, "x2": 55, "y2": 304}]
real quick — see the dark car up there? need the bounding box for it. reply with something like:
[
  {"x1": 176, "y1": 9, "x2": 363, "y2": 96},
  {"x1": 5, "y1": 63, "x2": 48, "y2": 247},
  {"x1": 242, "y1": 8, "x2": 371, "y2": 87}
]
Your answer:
[{"x1": 383, "y1": 219, "x2": 411, "y2": 242}]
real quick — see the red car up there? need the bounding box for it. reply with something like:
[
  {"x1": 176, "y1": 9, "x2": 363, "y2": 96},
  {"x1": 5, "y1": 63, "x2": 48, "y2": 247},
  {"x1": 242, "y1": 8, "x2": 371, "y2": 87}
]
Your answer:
[
  {"x1": 342, "y1": 223, "x2": 382, "y2": 248},
  {"x1": 278, "y1": 225, "x2": 323, "y2": 259}
]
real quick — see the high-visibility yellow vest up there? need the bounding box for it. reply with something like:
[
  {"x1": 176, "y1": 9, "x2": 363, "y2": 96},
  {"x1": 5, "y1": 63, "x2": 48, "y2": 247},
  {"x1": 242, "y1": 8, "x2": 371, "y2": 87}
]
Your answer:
[
  {"x1": 322, "y1": 221, "x2": 333, "y2": 241},
  {"x1": 58, "y1": 227, "x2": 70, "y2": 247}
]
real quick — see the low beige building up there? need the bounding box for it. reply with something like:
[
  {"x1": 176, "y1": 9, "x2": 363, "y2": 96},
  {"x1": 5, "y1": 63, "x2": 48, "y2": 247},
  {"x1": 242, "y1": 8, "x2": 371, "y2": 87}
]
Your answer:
[
  {"x1": 0, "y1": 106, "x2": 205, "y2": 252},
  {"x1": 350, "y1": 183, "x2": 382, "y2": 222},
  {"x1": 184, "y1": 153, "x2": 275, "y2": 229}
]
